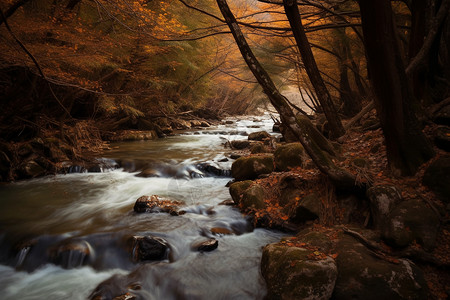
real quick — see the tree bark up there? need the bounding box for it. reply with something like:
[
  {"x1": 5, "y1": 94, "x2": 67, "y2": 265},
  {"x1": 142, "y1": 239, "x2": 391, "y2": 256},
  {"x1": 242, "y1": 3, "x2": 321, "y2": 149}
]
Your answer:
[
  {"x1": 216, "y1": 0, "x2": 357, "y2": 189},
  {"x1": 358, "y1": 0, "x2": 434, "y2": 176},
  {"x1": 283, "y1": 0, "x2": 345, "y2": 138}
]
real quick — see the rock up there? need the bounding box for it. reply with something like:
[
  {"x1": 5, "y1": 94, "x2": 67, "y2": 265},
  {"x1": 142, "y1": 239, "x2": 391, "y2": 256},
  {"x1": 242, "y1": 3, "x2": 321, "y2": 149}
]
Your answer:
[
  {"x1": 196, "y1": 162, "x2": 231, "y2": 177},
  {"x1": 296, "y1": 229, "x2": 333, "y2": 253},
  {"x1": 337, "y1": 194, "x2": 360, "y2": 224},
  {"x1": 241, "y1": 184, "x2": 266, "y2": 210},
  {"x1": 248, "y1": 130, "x2": 271, "y2": 141},
  {"x1": 261, "y1": 242, "x2": 337, "y2": 300},
  {"x1": 280, "y1": 188, "x2": 300, "y2": 207},
  {"x1": 219, "y1": 199, "x2": 235, "y2": 206},
  {"x1": 192, "y1": 238, "x2": 218, "y2": 252},
  {"x1": 274, "y1": 143, "x2": 304, "y2": 171},
  {"x1": 381, "y1": 199, "x2": 440, "y2": 250},
  {"x1": 250, "y1": 142, "x2": 268, "y2": 154},
  {"x1": 229, "y1": 180, "x2": 253, "y2": 204},
  {"x1": 333, "y1": 234, "x2": 428, "y2": 300},
  {"x1": 49, "y1": 240, "x2": 91, "y2": 269},
  {"x1": 434, "y1": 126, "x2": 450, "y2": 152},
  {"x1": 133, "y1": 195, "x2": 184, "y2": 214},
  {"x1": 19, "y1": 160, "x2": 46, "y2": 178},
  {"x1": 136, "y1": 168, "x2": 160, "y2": 178},
  {"x1": 231, "y1": 155, "x2": 274, "y2": 181},
  {"x1": 367, "y1": 185, "x2": 402, "y2": 228},
  {"x1": 230, "y1": 140, "x2": 250, "y2": 149},
  {"x1": 423, "y1": 156, "x2": 450, "y2": 202},
  {"x1": 128, "y1": 236, "x2": 170, "y2": 262},
  {"x1": 210, "y1": 227, "x2": 234, "y2": 235},
  {"x1": 272, "y1": 124, "x2": 281, "y2": 132},
  {"x1": 289, "y1": 193, "x2": 321, "y2": 223},
  {"x1": 229, "y1": 153, "x2": 241, "y2": 159},
  {"x1": 225, "y1": 120, "x2": 234, "y2": 124},
  {"x1": 433, "y1": 104, "x2": 450, "y2": 126}
]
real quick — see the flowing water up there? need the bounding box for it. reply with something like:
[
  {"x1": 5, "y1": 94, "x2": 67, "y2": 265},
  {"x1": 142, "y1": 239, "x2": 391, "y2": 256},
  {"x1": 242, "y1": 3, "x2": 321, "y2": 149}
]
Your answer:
[{"x1": 0, "y1": 114, "x2": 285, "y2": 300}]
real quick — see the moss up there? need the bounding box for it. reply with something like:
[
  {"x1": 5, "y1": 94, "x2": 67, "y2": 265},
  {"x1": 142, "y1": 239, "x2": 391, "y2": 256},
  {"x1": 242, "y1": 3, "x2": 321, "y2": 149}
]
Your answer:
[
  {"x1": 229, "y1": 180, "x2": 253, "y2": 204},
  {"x1": 241, "y1": 184, "x2": 265, "y2": 209},
  {"x1": 274, "y1": 143, "x2": 304, "y2": 171},
  {"x1": 261, "y1": 243, "x2": 337, "y2": 300},
  {"x1": 250, "y1": 142, "x2": 268, "y2": 154},
  {"x1": 231, "y1": 155, "x2": 274, "y2": 181}
]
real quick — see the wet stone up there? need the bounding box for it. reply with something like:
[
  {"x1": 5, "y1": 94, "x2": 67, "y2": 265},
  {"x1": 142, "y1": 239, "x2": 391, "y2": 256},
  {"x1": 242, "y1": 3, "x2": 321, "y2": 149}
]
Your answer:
[
  {"x1": 128, "y1": 236, "x2": 170, "y2": 262},
  {"x1": 133, "y1": 195, "x2": 184, "y2": 214},
  {"x1": 192, "y1": 238, "x2": 219, "y2": 252}
]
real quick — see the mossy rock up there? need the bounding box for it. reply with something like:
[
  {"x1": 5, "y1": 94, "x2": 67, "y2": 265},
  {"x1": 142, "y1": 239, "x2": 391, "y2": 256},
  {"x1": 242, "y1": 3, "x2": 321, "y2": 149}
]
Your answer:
[
  {"x1": 261, "y1": 243, "x2": 337, "y2": 300},
  {"x1": 423, "y1": 156, "x2": 450, "y2": 202},
  {"x1": 333, "y1": 234, "x2": 428, "y2": 300},
  {"x1": 296, "y1": 228, "x2": 333, "y2": 253},
  {"x1": 248, "y1": 130, "x2": 271, "y2": 141},
  {"x1": 229, "y1": 180, "x2": 253, "y2": 204},
  {"x1": 250, "y1": 142, "x2": 269, "y2": 154},
  {"x1": 381, "y1": 199, "x2": 440, "y2": 250},
  {"x1": 231, "y1": 155, "x2": 274, "y2": 181},
  {"x1": 241, "y1": 184, "x2": 265, "y2": 210},
  {"x1": 274, "y1": 143, "x2": 304, "y2": 171},
  {"x1": 230, "y1": 140, "x2": 250, "y2": 150},
  {"x1": 289, "y1": 193, "x2": 321, "y2": 223},
  {"x1": 367, "y1": 185, "x2": 402, "y2": 229}
]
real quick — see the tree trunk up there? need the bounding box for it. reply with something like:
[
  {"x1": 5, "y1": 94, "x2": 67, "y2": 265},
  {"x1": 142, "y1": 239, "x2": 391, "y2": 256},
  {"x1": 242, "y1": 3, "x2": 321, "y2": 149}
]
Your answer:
[
  {"x1": 283, "y1": 0, "x2": 345, "y2": 139},
  {"x1": 216, "y1": 0, "x2": 357, "y2": 189},
  {"x1": 337, "y1": 38, "x2": 361, "y2": 118},
  {"x1": 358, "y1": 0, "x2": 434, "y2": 176}
]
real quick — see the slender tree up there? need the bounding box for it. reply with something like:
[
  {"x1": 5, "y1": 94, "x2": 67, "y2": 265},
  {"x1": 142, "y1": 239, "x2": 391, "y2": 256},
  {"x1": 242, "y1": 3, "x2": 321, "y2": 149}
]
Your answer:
[
  {"x1": 283, "y1": 0, "x2": 345, "y2": 138},
  {"x1": 358, "y1": 0, "x2": 434, "y2": 176},
  {"x1": 216, "y1": 0, "x2": 356, "y2": 188}
]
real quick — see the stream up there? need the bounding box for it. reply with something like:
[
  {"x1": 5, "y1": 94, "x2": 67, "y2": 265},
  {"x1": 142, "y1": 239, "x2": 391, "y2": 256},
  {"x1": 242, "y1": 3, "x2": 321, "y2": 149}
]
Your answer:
[{"x1": 0, "y1": 114, "x2": 285, "y2": 300}]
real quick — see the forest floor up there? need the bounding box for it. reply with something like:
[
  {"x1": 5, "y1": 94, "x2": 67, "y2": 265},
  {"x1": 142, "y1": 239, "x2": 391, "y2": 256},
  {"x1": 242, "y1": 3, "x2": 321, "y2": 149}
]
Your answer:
[{"x1": 237, "y1": 124, "x2": 449, "y2": 299}]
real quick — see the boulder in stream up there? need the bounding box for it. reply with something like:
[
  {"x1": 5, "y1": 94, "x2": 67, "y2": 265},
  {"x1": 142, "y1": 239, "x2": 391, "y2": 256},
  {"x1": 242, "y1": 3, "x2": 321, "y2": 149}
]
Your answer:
[
  {"x1": 128, "y1": 236, "x2": 170, "y2": 262},
  {"x1": 229, "y1": 180, "x2": 253, "y2": 204},
  {"x1": 192, "y1": 238, "x2": 219, "y2": 252},
  {"x1": 231, "y1": 155, "x2": 274, "y2": 181},
  {"x1": 248, "y1": 130, "x2": 271, "y2": 141},
  {"x1": 241, "y1": 184, "x2": 266, "y2": 210},
  {"x1": 230, "y1": 140, "x2": 250, "y2": 149},
  {"x1": 133, "y1": 195, "x2": 185, "y2": 215},
  {"x1": 49, "y1": 239, "x2": 91, "y2": 269}
]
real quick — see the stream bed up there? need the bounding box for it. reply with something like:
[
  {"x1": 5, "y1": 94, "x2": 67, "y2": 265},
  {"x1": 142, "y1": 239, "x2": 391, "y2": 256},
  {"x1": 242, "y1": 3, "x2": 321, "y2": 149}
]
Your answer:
[{"x1": 0, "y1": 114, "x2": 285, "y2": 300}]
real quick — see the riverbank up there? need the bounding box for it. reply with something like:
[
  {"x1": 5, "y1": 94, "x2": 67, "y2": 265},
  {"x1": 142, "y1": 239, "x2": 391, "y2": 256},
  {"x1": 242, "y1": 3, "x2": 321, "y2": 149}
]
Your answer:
[{"x1": 226, "y1": 121, "x2": 450, "y2": 299}]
